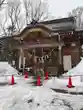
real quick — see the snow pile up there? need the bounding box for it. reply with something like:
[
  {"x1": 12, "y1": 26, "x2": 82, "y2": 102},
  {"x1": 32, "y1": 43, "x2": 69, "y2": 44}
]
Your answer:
[
  {"x1": 1, "y1": 86, "x2": 83, "y2": 110},
  {"x1": 65, "y1": 57, "x2": 83, "y2": 76},
  {"x1": 0, "y1": 76, "x2": 82, "y2": 109},
  {"x1": 0, "y1": 62, "x2": 18, "y2": 76},
  {"x1": 43, "y1": 76, "x2": 83, "y2": 92},
  {"x1": 2, "y1": 87, "x2": 56, "y2": 110}
]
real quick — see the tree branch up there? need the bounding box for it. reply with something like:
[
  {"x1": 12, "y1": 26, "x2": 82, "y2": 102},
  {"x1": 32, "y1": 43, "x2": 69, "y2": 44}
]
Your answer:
[
  {"x1": 0, "y1": 0, "x2": 5, "y2": 7},
  {"x1": 0, "y1": 15, "x2": 7, "y2": 36},
  {"x1": 23, "y1": 0, "x2": 48, "y2": 23}
]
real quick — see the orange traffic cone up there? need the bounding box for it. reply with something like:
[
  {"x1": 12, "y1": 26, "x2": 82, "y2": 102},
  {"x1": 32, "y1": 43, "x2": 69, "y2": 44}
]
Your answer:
[
  {"x1": 24, "y1": 71, "x2": 28, "y2": 79},
  {"x1": 45, "y1": 71, "x2": 49, "y2": 80},
  {"x1": 11, "y1": 75, "x2": 15, "y2": 85},
  {"x1": 67, "y1": 76, "x2": 75, "y2": 88},
  {"x1": 37, "y1": 76, "x2": 41, "y2": 86}
]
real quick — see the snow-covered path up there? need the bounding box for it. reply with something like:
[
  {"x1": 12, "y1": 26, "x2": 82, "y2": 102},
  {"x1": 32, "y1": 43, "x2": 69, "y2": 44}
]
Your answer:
[{"x1": 0, "y1": 76, "x2": 83, "y2": 110}]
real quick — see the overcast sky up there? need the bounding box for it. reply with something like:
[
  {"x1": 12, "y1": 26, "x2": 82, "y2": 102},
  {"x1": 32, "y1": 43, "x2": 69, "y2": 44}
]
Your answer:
[{"x1": 48, "y1": 0, "x2": 83, "y2": 17}]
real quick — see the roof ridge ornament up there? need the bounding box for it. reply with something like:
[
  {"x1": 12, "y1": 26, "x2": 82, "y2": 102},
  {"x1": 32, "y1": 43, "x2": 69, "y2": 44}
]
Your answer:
[{"x1": 30, "y1": 19, "x2": 38, "y2": 25}]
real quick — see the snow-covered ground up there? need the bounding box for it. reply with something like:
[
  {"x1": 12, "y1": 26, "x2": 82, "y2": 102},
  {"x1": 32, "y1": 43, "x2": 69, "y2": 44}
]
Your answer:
[
  {"x1": 0, "y1": 76, "x2": 82, "y2": 110},
  {"x1": 43, "y1": 57, "x2": 83, "y2": 93},
  {"x1": 43, "y1": 76, "x2": 83, "y2": 92},
  {"x1": 0, "y1": 61, "x2": 83, "y2": 110}
]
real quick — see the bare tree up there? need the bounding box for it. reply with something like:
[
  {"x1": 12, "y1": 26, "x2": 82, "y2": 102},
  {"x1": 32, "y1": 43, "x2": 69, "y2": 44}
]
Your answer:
[
  {"x1": 0, "y1": 0, "x2": 5, "y2": 9},
  {"x1": 0, "y1": 14, "x2": 7, "y2": 36},
  {"x1": 0, "y1": 0, "x2": 49, "y2": 36},
  {"x1": 4, "y1": 0, "x2": 25, "y2": 36},
  {"x1": 0, "y1": 0, "x2": 8, "y2": 36},
  {"x1": 23, "y1": 0, "x2": 48, "y2": 24},
  {"x1": 68, "y1": 7, "x2": 83, "y2": 28},
  {"x1": 7, "y1": 1, "x2": 21, "y2": 34}
]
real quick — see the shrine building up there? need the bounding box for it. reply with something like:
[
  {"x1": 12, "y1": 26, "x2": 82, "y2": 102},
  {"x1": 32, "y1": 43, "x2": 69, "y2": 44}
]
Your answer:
[{"x1": 0, "y1": 17, "x2": 83, "y2": 74}]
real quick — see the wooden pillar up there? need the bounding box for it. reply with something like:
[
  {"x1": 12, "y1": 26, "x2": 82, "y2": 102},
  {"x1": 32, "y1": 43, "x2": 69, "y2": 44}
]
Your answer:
[
  {"x1": 41, "y1": 48, "x2": 44, "y2": 68},
  {"x1": 32, "y1": 48, "x2": 36, "y2": 73},
  {"x1": 79, "y1": 41, "x2": 81, "y2": 60},
  {"x1": 19, "y1": 48, "x2": 24, "y2": 69},
  {"x1": 58, "y1": 45, "x2": 62, "y2": 65},
  {"x1": 58, "y1": 34, "x2": 62, "y2": 65},
  {"x1": 58, "y1": 34, "x2": 63, "y2": 75},
  {"x1": 23, "y1": 57, "x2": 26, "y2": 68},
  {"x1": 19, "y1": 50, "x2": 21, "y2": 69}
]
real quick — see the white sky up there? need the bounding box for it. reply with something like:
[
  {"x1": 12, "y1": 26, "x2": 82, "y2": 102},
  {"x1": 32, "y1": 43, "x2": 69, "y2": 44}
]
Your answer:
[
  {"x1": 48, "y1": 0, "x2": 83, "y2": 17},
  {"x1": 0, "y1": 0, "x2": 83, "y2": 24}
]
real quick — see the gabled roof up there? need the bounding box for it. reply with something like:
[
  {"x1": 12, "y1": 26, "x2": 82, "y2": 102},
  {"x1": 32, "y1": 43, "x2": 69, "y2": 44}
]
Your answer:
[
  {"x1": 39, "y1": 17, "x2": 75, "y2": 24},
  {"x1": 0, "y1": 17, "x2": 76, "y2": 40},
  {"x1": 18, "y1": 24, "x2": 52, "y2": 38},
  {"x1": 14, "y1": 17, "x2": 75, "y2": 38}
]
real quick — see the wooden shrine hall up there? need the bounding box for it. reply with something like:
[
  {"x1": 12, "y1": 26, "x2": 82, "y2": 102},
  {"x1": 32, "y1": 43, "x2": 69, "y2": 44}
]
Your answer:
[{"x1": 0, "y1": 17, "x2": 83, "y2": 75}]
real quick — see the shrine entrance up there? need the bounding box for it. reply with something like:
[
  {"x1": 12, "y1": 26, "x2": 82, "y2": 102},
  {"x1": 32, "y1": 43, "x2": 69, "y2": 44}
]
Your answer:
[
  {"x1": 13, "y1": 25, "x2": 63, "y2": 75},
  {"x1": 23, "y1": 46, "x2": 60, "y2": 74}
]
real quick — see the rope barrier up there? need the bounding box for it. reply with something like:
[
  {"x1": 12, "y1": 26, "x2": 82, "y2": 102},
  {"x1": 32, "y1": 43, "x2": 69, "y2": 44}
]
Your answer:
[{"x1": 62, "y1": 74, "x2": 83, "y2": 78}]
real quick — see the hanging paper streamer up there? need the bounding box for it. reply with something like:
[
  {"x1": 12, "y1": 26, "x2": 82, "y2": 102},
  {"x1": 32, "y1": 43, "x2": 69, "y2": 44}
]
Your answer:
[{"x1": 68, "y1": 71, "x2": 72, "y2": 76}]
